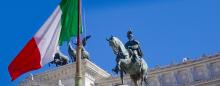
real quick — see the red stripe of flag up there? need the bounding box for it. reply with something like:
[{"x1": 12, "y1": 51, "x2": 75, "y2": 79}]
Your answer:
[{"x1": 8, "y1": 38, "x2": 41, "y2": 81}]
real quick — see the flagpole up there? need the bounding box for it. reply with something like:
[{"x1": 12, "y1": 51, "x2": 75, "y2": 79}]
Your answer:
[{"x1": 75, "y1": 0, "x2": 82, "y2": 85}]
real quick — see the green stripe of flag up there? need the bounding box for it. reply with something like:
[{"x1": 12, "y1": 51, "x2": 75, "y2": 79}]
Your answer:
[{"x1": 59, "y1": 0, "x2": 81, "y2": 45}]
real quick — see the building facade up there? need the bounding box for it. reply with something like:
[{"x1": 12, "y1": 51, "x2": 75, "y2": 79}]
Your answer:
[
  {"x1": 20, "y1": 53, "x2": 220, "y2": 86},
  {"x1": 19, "y1": 59, "x2": 110, "y2": 86}
]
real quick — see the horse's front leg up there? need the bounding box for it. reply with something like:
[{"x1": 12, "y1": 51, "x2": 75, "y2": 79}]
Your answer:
[
  {"x1": 120, "y1": 71, "x2": 124, "y2": 85},
  {"x1": 117, "y1": 60, "x2": 122, "y2": 70},
  {"x1": 112, "y1": 60, "x2": 122, "y2": 74}
]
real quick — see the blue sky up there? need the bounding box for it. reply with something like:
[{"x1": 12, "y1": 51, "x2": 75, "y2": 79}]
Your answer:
[{"x1": 0, "y1": 0, "x2": 220, "y2": 85}]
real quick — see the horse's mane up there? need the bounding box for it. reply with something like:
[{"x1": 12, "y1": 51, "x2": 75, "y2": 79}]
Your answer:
[{"x1": 112, "y1": 37, "x2": 129, "y2": 56}]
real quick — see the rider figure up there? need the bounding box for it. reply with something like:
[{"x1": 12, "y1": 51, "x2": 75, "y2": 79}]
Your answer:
[{"x1": 125, "y1": 30, "x2": 143, "y2": 63}]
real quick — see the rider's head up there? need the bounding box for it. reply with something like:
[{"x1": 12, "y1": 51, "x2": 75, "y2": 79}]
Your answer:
[{"x1": 127, "y1": 30, "x2": 134, "y2": 41}]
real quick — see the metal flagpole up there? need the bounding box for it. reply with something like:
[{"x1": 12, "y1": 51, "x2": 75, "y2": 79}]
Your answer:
[{"x1": 75, "y1": 0, "x2": 82, "y2": 85}]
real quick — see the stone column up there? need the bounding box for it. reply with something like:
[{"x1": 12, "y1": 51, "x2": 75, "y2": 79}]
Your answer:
[{"x1": 188, "y1": 68, "x2": 194, "y2": 83}]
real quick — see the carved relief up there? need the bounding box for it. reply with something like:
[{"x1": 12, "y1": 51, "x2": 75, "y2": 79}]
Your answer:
[
  {"x1": 175, "y1": 69, "x2": 190, "y2": 85},
  {"x1": 210, "y1": 62, "x2": 220, "y2": 78},
  {"x1": 160, "y1": 73, "x2": 176, "y2": 86},
  {"x1": 148, "y1": 76, "x2": 160, "y2": 86},
  {"x1": 192, "y1": 66, "x2": 207, "y2": 81}
]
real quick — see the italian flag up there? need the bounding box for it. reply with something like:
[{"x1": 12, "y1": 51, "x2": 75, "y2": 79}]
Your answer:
[{"x1": 8, "y1": 0, "x2": 80, "y2": 81}]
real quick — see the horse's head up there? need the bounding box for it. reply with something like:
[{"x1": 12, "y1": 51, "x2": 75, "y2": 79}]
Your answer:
[
  {"x1": 107, "y1": 36, "x2": 129, "y2": 57},
  {"x1": 107, "y1": 36, "x2": 120, "y2": 55}
]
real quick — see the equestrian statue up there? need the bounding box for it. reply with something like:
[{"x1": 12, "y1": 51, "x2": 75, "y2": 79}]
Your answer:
[{"x1": 107, "y1": 31, "x2": 149, "y2": 86}]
